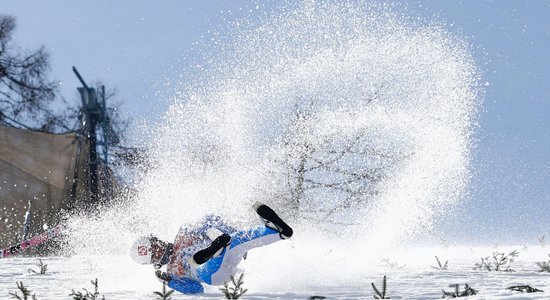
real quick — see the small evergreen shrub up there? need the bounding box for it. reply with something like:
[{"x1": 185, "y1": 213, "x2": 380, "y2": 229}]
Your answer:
[
  {"x1": 536, "y1": 254, "x2": 550, "y2": 272},
  {"x1": 9, "y1": 281, "x2": 37, "y2": 300},
  {"x1": 69, "y1": 278, "x2": 105, "y2": 300},
  {"x1": 442, "y1": 284, "x2": 478, "y2": 298},
  {"x1": 371, "y1": 275, "x2": 390, "y2": 299},
  {"x1": 431, "y1": 256, "x2": 448, "y2": 270},
  {"x1": 381, "y1": 258, "x2": 406, "y2": 270},
  {"x1": 153, "y1": 282, "x2": 174, "y2": 300},
  {"x1": 220, "y1": 274, "x2": 248, "y2": 299},
  {"x1": 473, "y1": 250, "x2": 518, "y2": 271},
  {"x1": 27, "y1": 259, "x2": 48, "y2": 275},
  {"x1": 507, "y1": 285, "x2": 543, "y2": 293}
]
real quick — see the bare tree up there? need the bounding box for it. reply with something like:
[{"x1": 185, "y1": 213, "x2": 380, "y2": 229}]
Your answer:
[
  {"x1": 0, "y1": 14, "x2": 63, "y2": 132},
  {"x1": 0, "y1": 15, "x2": 137, "y2": 161},
  {"x1": 278, "y1": 93, "x2": 410, "y2": 223}
]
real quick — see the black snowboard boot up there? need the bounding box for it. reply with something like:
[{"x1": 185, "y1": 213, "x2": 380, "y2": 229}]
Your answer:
[
  {"x1": 193, "y1": 233, "x2": 231, "y2": 264},
  {"x1": 253, "y1": 202, "x2": 293, "y2": 239}
]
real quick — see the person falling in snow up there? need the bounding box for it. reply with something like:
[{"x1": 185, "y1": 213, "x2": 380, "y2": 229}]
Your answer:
[{"x1": 129, "y1": 202, "x2": 293, "y2": 294}]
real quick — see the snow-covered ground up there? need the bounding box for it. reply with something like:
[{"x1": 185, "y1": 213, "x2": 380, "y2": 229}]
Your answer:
[{"x1": 2, "y1": 245, "x2": 549, "y2": 299}]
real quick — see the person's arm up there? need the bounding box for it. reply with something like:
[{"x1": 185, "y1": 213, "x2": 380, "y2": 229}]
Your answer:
[{"x1": 156, "y1": 270, "x2": 204, "y2": 294}]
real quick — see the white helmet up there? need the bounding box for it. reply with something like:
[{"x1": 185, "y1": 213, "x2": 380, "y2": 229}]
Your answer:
[{"x1": 129, "y1": 236, "x2": 153, "y2": 265}]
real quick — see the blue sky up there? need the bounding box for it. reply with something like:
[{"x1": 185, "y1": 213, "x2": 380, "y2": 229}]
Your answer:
[{"x1": 3, "y1": 1, "x2": 549, "y2": 244}]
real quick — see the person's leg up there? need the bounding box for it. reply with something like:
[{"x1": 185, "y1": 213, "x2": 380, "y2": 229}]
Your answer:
[{"x1": 196, "y1": 226, "x2": 281, "y2": 285}]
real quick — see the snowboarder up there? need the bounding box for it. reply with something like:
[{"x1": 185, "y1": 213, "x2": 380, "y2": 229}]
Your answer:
[{"x1": 129, "y1": 202, "x2": 293, "y2": 294}]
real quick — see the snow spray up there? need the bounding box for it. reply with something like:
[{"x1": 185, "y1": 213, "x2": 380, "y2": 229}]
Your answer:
[{"x1": 65, "y1": 1, "x2": 480, "y2": 290}]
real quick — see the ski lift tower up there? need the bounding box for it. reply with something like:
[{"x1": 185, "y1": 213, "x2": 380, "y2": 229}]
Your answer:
[{"x1": 72, "y1": 66, "x2": 102, "y2": 204}]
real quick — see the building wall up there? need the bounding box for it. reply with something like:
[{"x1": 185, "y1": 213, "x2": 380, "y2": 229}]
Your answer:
[{"x1": 0, "y1": 125, "x2": 89, "y2": 248}]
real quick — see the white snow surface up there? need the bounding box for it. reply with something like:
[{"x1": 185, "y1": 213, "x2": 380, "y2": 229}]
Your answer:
[{"x1": 1, "y1": 245, "x2": 549, "y2": 299}]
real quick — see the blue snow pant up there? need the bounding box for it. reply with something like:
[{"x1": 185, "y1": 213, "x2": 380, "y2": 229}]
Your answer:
[
  {"x1": 197, "y1": 225, "x2": 281, "y2": 285},
  {"x1": 167, "y1": 225, "x2": 281, "y2": 294}
]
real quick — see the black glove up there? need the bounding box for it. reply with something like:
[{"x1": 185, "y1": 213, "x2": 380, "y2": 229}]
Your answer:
[{"x1": 155, "y1": 270, "x2": 172, "y2": 283}]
